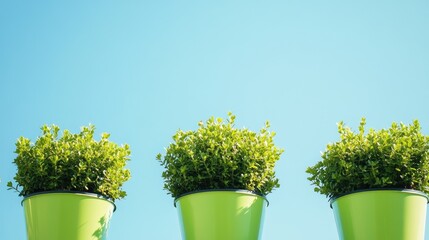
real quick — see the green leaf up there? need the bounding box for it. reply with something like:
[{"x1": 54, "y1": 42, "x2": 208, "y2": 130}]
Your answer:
[
  {"x1": 9, "y1": 124, "x2": 131, "y2": 201},
  {"x1": 157, "y1": 113, "x2": 284, "y2": 198},
  {"x1": 306, "y1": 118, "x2": 429, "y2": 198}
]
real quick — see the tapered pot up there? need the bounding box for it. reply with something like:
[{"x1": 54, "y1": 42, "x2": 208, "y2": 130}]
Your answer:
[
  {"x1": 330, "y1": 189, "x2": 428, "y2": 240},
  {"x1": 175, "y1": 189, "x2": 268, "y2": 240},
  {"x1": 22, "y1": 191, "x2": 116, "y2": 240}
]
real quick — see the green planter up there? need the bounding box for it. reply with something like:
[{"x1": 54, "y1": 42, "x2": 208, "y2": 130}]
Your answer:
[
  {"x1": 331, "y1": 189, "x2": 428, "y2": 240},
  {"x1": 175, "y1": 190, "x2": 268, "y2": 240},
  {"x1": 22, "y1": 191, "x2": 116, "y2": 240}
]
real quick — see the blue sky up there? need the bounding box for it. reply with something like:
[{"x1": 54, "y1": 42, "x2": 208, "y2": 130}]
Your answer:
[{"x1": 1, "y1": 1, "x2": 429, "y2": 239}]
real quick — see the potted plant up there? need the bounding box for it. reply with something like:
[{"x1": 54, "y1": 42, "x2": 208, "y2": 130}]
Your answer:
[
  {"x1": 157, "y1": 113, "x2": 283, "y2": 240},
  {"x1": 306, "y1": 118, "x2": 429, "y2": 240},
  {"x1": 8, "y1": 124, "x2": 131, "y2": 240}
]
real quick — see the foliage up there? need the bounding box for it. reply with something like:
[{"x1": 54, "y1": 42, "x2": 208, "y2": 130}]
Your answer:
[
  {"x1": 157, "y1": 113, "x2": 284, "y2": 198},
  {"x1": 306, "y1": 118, "x2": 429, "y2": 198},
  {"x1": 8, "y1": 125, "x2": 131, "y2": 201}
]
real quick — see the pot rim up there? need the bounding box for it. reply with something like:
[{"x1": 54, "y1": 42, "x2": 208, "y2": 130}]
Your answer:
[
  {"x1": 22, "y1": 190, "x2": 116, "y2": 212},
  {"x1": 329, "y1": 188, "x2": 429, "y2": 208},
  {"x1": 174, "y1": 188, "x2": 269, "y2": 207}
]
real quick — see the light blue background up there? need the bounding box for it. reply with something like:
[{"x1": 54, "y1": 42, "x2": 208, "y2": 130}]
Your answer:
[{"x1": 1, "y1": 1, "x2": 429, "y2": 239}]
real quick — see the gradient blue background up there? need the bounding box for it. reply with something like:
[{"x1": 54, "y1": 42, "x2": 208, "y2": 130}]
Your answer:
[{"x1": 1, "y1": 1, "x2": 429, "y2": 239}]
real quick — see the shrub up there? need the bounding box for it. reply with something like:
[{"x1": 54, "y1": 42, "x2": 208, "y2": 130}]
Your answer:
[
  {"x1": 306, "y1": 118, "x2": 429, "y2": 198},
  {"x1": 157, "y1": 113, "x2": 284, "y2": 198},
  {"x1": 8, "y1": 125, "x2": 131, "y2": 201}
]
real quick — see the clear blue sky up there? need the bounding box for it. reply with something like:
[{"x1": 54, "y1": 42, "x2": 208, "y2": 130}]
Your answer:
[{"x1": 1, "y1": 1, "x2": 429, "y2": 239}]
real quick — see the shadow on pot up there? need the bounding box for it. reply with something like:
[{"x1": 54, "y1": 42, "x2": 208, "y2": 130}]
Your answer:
[{"x1": 92, "y1": 215, "x2": 109, "y2": 240}]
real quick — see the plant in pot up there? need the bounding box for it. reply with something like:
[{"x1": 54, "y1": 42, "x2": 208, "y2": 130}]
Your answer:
[
  {"x1": 306, "y1": 118, "x2": 429, "y2": 240},
  {"x1": 157, "y1": 113, "x2": 284, "y2": 240},
  {"x1": 8, "y1": 124, "x2": 131, "y2": 240}
]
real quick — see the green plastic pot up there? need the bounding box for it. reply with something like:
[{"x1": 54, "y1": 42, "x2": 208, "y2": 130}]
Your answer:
[
  {"x1": 331, "y1": 189, "x2": 428, "y2": 240},
  {"x1": 22, "y1": 191, "x2": 115, "y2": 240},
  {"x1": 175, "y1": 190, "x2": 268, "y2": 240}
]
